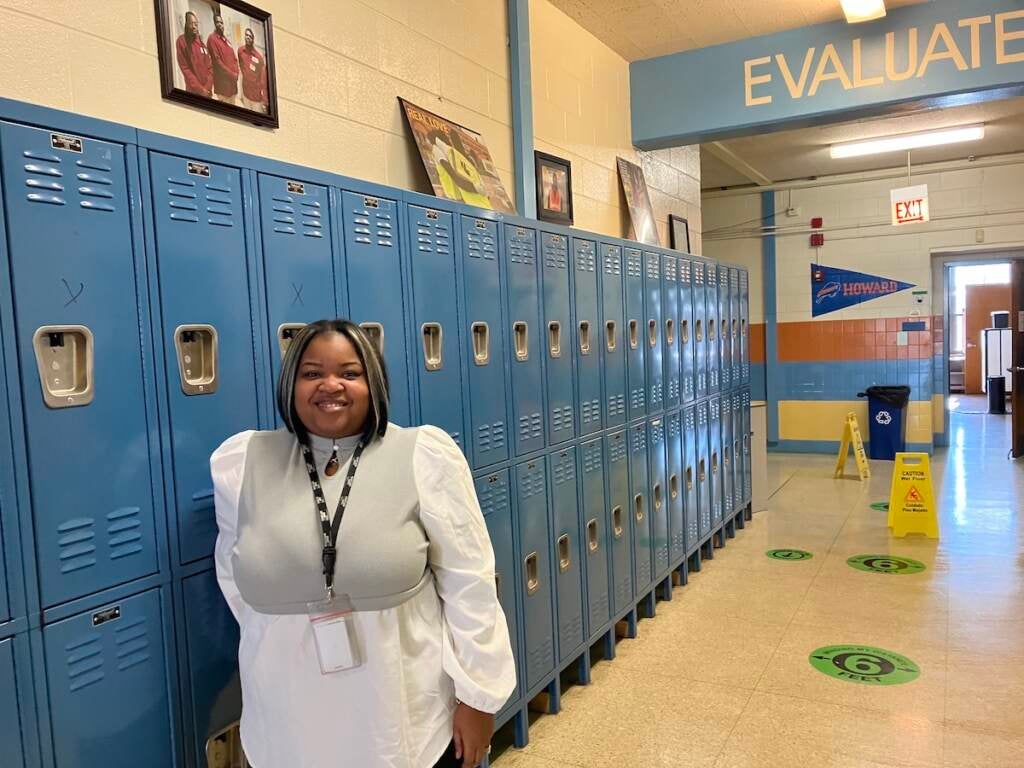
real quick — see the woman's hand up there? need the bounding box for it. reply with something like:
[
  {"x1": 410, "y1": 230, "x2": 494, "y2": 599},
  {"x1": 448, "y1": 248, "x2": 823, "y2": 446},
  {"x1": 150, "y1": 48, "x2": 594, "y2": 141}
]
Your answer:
[{"x1": 453, "y1": 702, "x2": 493, "y2": 768}]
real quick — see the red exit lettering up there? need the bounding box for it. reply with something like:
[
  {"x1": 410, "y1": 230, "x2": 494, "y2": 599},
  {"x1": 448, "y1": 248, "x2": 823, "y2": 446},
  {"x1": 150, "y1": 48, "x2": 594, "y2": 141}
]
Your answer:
[{"x1": 895, "y1": 199, "x2": 925, "y2": 223}]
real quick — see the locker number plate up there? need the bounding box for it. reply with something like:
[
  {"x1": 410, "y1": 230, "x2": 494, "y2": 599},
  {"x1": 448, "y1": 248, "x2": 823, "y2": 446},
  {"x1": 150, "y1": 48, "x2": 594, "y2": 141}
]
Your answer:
[
  {"x1": 188, "y1": 161, "x2": 211, "y2": 178},
  {"x1": 50, "y1": 133, "x2": 83, "y2": 153},
  {"x1": 287, "y1": 180, "x2": 306, "y2": 195},
  {"x1": 92, "y1": 606, "x2": 121, "y2": 627}
]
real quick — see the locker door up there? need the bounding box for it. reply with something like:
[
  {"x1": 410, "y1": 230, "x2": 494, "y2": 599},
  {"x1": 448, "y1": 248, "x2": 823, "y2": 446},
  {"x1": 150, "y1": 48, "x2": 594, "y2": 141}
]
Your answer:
[
  {"x1": 149, "y1": 151, "x2": 258, "y2": 566},
  {"x1": 706, "y1": 263, "x2": 720, "y2": 395},
  {"x1": 628, "y1": 423, "x2": 652, "y2": 593},
  {"x1": 43, "y1": 588, "x2": 173, "y2": 767},
  {"x1": 740, "y1": 269, "x2": 751, "y2": 384},
  {"x1": 693, "y1": 260, "x2": 708, "y2": 399},
  {"x1": 549, "y1": 447, "x2": 584, "y2": 662},
  {"x1": 257, "y1": 174, "x2": 335, "y2": 396},
  {"x1": 540, "y1": 231, "x2": 573, "y2": 446},
  {"x1": 696, "y1": 401, "x2": 711, "y2": 539},
  {"x1": 0, "y1": 637, "x2": 25, "y2": 767},
  {"x1": 339, "y1": 190, "x2": 411, "y2": 426},
  {"x1": 662, "y1": 255, "x2": 681, "y2": 409},
  {"x1": 625, "y1": 248, "x2": 647, "y2": 420},
  {"x1": 732, "y1": 393, "x2": 744, "y2": 513},
  {"x1": 666, "y1": 412, "x2": 685, "y2": 565},
  {"x1": 600, "y1": 245, "x2": 627, "y2": 428},
  {"x1": 506, "y1": 225, "x2": 544, "y2": 455},
  {"x1": 709, "y1": 396, "x2": 723, "y2": 527},
  {"x1": 2, "y1": 123, "x2": 159, "y2": 607},
  {"x1": 647, "y1": 418, "x2": 669, "y2": 578},
  {"x1": 742, "y1": 390, "x2": 753, "y2": 504},
  {"x1": 604, "y1": 430, "x2": 633, "y2": 615},
  {"x1": 476, "y1": 471, "x2": 521, "y2": 715},
  {"x1": 182, "y1": 570, "x2": 241, "y2": 768},
  {"x1": 644, "y1": 252, "x2": 664, "y2": 413},
  {"x1": 721, "y1": 400, "x2": 735, "y2": 518},
  {"x1": 409, "y1": 205, "x2": 464, "y2": 449},
  {"x1": 730, "y1": 268, "x2": 741, "y2": 388},
  {"x1": 460, "y1": 217, "x2": 509, "y2": 468},
  {"x1": 515, "y1": 459, "x2": 554, "y2": 692},
  {"x1": 716, "y1": 266, "x2": 730, "y2": 392},
  {"x1": 573, "y1": 238, "x2": 601, "y2": 436},
  {"x1": 579, "y1": 439, "x2": 609, "y2": 636},
  {"x1": 0, "y1": 524, "x2": 7, "y2": 623},
  {"x1": 682, "y1": 407, "x2": 699, "y2": 552},
  {"x1": 679, "y1": 258, "x2": 695, "y2": 404}
]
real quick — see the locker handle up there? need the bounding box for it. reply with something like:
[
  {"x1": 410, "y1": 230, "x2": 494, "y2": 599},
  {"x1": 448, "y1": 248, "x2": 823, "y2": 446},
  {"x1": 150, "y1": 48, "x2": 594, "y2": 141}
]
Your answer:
[
  {"x1": 629, "y1": 319, "x2": 639, "y2": 349},
  {"x1": 670, "y1": 473, "x2": 679, "y2": 499},
  {"x1": 712, "y1": 452, "x2": 719, "y2": 475},
  {"x1": 32, "y1": 325, "x2": 95, "y2": 408},
  {"x1": 359, "y1": 322, "x2": 384, "y2": 356},
  {"x1": 653, "y1": 483, "x2": 663, "y2": 511},
  {"x1": 277, "y1": 323, "x2": 306, "y2": 360},
  {"x1": 557, "y1": 534, "x2": 571, "y2": 573},
  {"x1": 665, "y1": 318, "x2": 675, "y2": 345},
  {"x1": 612, "y1": 505, "x2": 624, "y2": 538},
  {"x1": 681, "y1": 319, "x2": 690, "y2": 344},
  {"x1": 686, "y1": 467, "x2": 694, "y2": 491},
  {"x1": 634, "y1": 493, "x2": 644, "y2": 522},
  {"x1": 605, "y1": 321, "x2": 617, "y2": 352},
  {"x1": 648, "y1": 319, "x2": 657, "y2": 347},
  {"x1": 724, "y1": 447, "x2": 731, "y2": 468},
  {"x1": 471, "y1": 322, "x2": 490, "y2": 366},
  {"x1": 699, "y1": 459, "x2": 706, "y2": 483},
  {"x1": 525, "y1": 552, "x2": 540, "y2": 595},
  {"x1": 708, "y1": 318, "x2": 716, "y2": 341},
  {"x1": 732, "y1": 319, "x2": 739, "y2": 339},
  {"x1": 421, "y1": 323, "x2": 443, "y2": 371},
  {"x1": 548, "y1": 321, "x2": 562, "y2": 358},
  {"x1": 174, "y1": 324, "x2": 219, "y2": 396},
  {"x1": 741, "y1": 318, "x2": 748, "y2": 337},
  {"x1": 514, "y1": 321, "x2": 529, "y2": 361},
  {"x1": 695, "y1": 319, "x2": 703, "y2": 342},
  {"x1": 579, "y1": 321, "x2": 591, "y2": 355},
  {"x1": 495, "y1": 572, "x2": 501, "y2": 601},
  {"x1": 587, "y1": 519, "x2": 599, "y2": 553}
]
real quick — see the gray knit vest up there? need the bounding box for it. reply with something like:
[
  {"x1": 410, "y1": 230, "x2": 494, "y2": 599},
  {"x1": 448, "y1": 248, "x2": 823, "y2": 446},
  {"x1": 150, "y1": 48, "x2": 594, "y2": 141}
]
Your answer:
[{"x1": 232, "y1": 424, "x2": 432, "y2": 615}]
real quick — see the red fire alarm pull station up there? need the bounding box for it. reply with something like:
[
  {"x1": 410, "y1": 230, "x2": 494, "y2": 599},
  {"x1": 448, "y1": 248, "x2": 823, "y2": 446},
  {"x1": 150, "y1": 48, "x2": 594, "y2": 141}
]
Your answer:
[
  {"x1": 811, "y1": 217, "x2": 823, "y2": 229},
  {"x1": 810, "y1": 233, "x2": 825, "y2": 247}
]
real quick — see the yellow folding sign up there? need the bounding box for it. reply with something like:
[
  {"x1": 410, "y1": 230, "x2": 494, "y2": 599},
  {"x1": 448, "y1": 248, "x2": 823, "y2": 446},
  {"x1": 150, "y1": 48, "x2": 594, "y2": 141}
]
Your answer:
[
  {"x1": 888, "y1": 452, "x2": 939, "y2": 539},
  {"x1": 834, "y1": 412, "x2": 870, "y2": 481}
]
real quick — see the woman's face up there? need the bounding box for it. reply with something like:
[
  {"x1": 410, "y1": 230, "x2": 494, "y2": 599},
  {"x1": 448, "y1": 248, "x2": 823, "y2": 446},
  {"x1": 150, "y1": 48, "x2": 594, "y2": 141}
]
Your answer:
[{"x1": 293, "y1": 332, "x2": 370, "y2": 439}]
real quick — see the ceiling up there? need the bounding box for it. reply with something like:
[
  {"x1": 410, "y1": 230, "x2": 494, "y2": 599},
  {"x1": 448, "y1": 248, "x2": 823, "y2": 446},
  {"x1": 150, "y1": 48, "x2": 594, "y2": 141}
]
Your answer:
[{"x1": 547, "y1": 0, "x2": 929, "y2": 61}]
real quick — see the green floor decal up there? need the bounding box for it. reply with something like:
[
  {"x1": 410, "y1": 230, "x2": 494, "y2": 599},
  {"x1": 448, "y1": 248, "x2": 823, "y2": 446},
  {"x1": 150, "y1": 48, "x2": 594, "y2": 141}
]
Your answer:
[
  {"x1": 766, "y1": 549, "x2": 813, "y2": 561},
  {"x1": 809, "y1": 645, "x2": 920, "y2": 685},
  {"x1": 870, "y1": 502, "x2": 889, "y2": 512},
  {"x1": 847, "y1": 554, "x2": 926, "y2": 574}
]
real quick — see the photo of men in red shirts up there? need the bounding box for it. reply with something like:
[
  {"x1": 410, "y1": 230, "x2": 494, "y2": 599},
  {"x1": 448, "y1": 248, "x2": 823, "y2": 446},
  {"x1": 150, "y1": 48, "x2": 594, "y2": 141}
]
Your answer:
[
  {"x1": 207, "y1": 13, "x2": 240, "y2": 104},
  {"x1": 238, "y1": 28, "x2": 269, "y2": 114},
  {"x1": 175, "y1": 11, "x2": 212, "y2": 97}
]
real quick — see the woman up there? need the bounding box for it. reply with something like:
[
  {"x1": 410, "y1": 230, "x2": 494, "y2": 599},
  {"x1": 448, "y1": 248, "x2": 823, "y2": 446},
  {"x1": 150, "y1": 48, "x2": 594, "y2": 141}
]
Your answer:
[{"x1": 212, "y1": 319, "x2": 516, "y2": 768}]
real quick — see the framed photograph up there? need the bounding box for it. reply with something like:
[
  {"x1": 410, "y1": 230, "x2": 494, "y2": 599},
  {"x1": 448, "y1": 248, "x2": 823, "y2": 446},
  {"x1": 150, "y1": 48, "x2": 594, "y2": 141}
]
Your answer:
[
  {"x1": 669, "y1": 214, "x2": 691, "y2": 252},
  {"x1": 534, "y1": 151, "x2": 573, "y2": 225},
  {"x1": 616, "y1": 157, "x2": 659, "y2": 245},
  {"x1": 399, "y1": 98, "x2": 515, "y2": 213},
  {"x1": 154, "y1": 0, "x2": 279, "y2": 128}
]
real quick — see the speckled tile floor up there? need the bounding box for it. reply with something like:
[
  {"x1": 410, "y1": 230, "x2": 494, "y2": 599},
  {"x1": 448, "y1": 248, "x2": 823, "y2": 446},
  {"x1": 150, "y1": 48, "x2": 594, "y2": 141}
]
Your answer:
[{"x1": 490, "y1": 410, "x2": 1024, "y2": 768}]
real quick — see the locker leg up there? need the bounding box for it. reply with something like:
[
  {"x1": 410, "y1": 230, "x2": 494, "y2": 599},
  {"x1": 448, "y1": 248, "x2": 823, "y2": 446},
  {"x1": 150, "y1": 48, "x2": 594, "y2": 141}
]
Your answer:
[
  {"x1": 715, "y1": 527, "x2": 726, "y2": 548},
  {"x1": 660, "y1": 576, "x2": 673, "y2": 602},
  {"x1": 546, "y1": 676, "x2": 562, "y2": 714},
  {"x1": 641, "y1": 590, "x2": 656, "y2": 618},
  {"x1": 703, "y1": 537, "x2": 714, "y2": 560},
  {"x1": 623, "y1": 608, "x2": 638, "y2": 638},
  {"x1": 745, "y1": 503, "x2": 753, "y2": 522},
  {"x1": 577, "y1": 649, "x2": 592, "y2": 686},
  {"x1": 513, "y1": 705, "x2": 530, "y2": 748},
  {"x1": 676, "y1": 559, "x2": 689, "y2": 586},
  {"x1": 689, "y1": 549, "x2": 702, "y2": 573},
  {"x1": 726, "y1": 517, "x2": 736, "y2": 539},
  {"x1": 735, "y1": 509, "x2": 746, "y2": 530},
  {"x1": 603, "y1": 626, "x2": 617, "y2": 660}
]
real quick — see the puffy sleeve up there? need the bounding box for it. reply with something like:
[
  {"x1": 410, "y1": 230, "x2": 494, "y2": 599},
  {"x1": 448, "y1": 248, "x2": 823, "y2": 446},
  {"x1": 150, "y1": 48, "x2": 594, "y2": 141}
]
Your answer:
[
  {"x1": 211, "y1": 430, "x2": 256, "y2": 624},
  {"x1": 414, "y1": 426, "x2": 516, "y2": 714}
]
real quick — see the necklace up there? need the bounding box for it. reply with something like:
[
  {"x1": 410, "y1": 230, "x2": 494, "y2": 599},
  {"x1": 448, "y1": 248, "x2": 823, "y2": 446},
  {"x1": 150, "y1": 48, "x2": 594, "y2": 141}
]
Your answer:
[{"x1": 324, "y1": 441, "x2": 340, "y2": 477}]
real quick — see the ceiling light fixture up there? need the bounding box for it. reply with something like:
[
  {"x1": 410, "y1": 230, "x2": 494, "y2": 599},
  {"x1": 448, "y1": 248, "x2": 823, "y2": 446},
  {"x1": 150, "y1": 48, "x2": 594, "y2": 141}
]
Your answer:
[
  {"x1": 840, "y1": 0, "x2": 886, "y2": 24},
  {"x1": 830, "y1": 125, "x2": 986, "y2": 159}
]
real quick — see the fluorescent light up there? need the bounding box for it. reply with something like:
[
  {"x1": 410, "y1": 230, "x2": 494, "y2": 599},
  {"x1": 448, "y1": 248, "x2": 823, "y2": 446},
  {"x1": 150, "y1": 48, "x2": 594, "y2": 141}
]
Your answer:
[
  {"x1": 841, "y1": 0, "x2": 886, "y2": 23},
  {"x1": 830, "y1": 125, "x2": 986, "y2": 159}
]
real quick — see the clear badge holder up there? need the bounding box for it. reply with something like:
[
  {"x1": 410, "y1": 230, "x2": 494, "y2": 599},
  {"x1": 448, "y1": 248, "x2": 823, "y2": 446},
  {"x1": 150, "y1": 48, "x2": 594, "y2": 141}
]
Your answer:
[{"x1": 307, "y1": 592, "x2": 362, "y2": 674}]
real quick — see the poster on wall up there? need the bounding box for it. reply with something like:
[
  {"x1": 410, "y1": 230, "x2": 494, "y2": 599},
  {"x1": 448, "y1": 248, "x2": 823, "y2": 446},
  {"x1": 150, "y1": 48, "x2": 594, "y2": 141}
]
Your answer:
[
  {"x1": 616, "y1": 157, "x2": 659, "y2": 246},
  {"x1": 399, "y1": 99, "x2": 515, "y2": 213},
  {"x1": 155, "y1": 0, "x2": 278, "y2": 128},
  {"x1": 811, "y1": 264, "x2": 915, "y2": 317}
]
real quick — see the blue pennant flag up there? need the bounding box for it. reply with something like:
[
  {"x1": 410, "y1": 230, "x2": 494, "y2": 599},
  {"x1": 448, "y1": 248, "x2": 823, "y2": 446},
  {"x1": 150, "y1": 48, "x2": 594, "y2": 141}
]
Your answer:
[{"x1": 810, "y1": 264, "x2": 915, "y2": 318}]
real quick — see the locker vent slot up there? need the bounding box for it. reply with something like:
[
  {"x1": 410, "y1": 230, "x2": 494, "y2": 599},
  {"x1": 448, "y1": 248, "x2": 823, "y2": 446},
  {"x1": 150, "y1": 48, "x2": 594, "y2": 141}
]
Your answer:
[
  {"x1": 665, "y1": 319, "x2": 675, "y2": 346},
  {"x1": 612, "y1": 506, "x2": 624, "y2": 538},
  {"x1": 471, "y1": 323, "x2": 490, "y2": 365},
  {"x1": 578, "y1": 321, "x2": 591, "y2": 355},
  {"x1": 509, "y1": 230, "x2": 537, "y2": 265},
  {"x1": 647, "y1": 256, "x2": 659, "y2": 279},
  {"x1": 300, "y1": 199, "x2": 324, "y2": 238},
  {"x1": 33, "y1": 325, "x2": 95, "y2": 408},
  {"x1": 648, "y1": 319, "x2": 657, "y2": 347},
  {"x1": 665, "y1": 258, "x2": 677, "y2": 281},
  {"x1": 359, "y1": 323, "x2": 384, "y2": 356},
  {"x1": 174, "y1": 324, "x2": 219, "y2": 395},
  {"x1": 520, "y1": 467, "x2": 546, "y2": 498},
  {"x1": 605, "y1": 321, "x2": 616, "y2": 351},
  {"x1": 524, "y1": 552, "x2": 540, "y2": 595},
  {"x1": 476, "y1": 475, "x2": 509, "y2": 516},
  {"x1": 557, "y1": 534, "x2": 571, "y2": 572},
  {"x1": 114, "y1": 615, "x2": 152, "y2": 672},
  {"x1": 66, "y1": 635, "x2": 105, "y2": 691},
  {"x1": 629, "y1": 320, "x2": 639, "y2": 349},
  {"x1": 603, "y1": 249, "x2": 621, "y2": 275},
  {"x1": 581, "y1": 399, "x2": 600, "y2": 425},
  {"x1": 553, "y1": 454, "x2": 576, "y2": 485},
  {"x1": 513, "y1": 322, "x2": 529, "y2": 361},
  {"x1": 630, "y1": 387, "x2": 645, "y2": 412},
  {"x1": 421, "y1": 323, "x2": 443, "y2": 371},
  {"x1": 583, "y1": 443, "x2": 602, "y2": 472},
  {"x1": 547, "y1": 321, "x2": 561, "y2": 358},
  {"x1": 542, "y1": 234, "x2": 566, "y2": 269},
  {"x1": 575, "y1": 242, "x2": 595, "y2": 272},
  {"x1": 680, "y1": 260, "x2": 691, "y2": 280},
  {"x1": 107, "y1": 506, "x2": 143, "y2": 559},
  {"x1": 57, "y1": 517, "x2": 97, "y2": 574},
  {"x1": 608, "y1": 394, "x2": 625, "y2": 419},
  {"x1": 520, "y1": 412, "x2": 543, "y2": 444},
  {"x1": 350, "y1": 203, "x2": 395, "y2": 248},
  {"x1": 608, "y1": 435, "x2": 627, "y2": 462},
  {"x1": 476, "y1": 422, "x2": 506, "y2": 454},
  {"x1": 277, "y1": 323, "x2": 306, "y2": 360},
  {"x1": 550, "y1": 406, "x2": 573, "y2": 436},
  {"x1": 634, "y1": 494, "x2": 644, "y2": 521},
  {"x1": 670, "y1": 475, "x2": 679, "y2": 500},
  {"x1": 626, "y1": 253, "x2": 643, "y2": 278},
  {"x1": 23, "y1": 152, "x2": 67, "y2": 206}
]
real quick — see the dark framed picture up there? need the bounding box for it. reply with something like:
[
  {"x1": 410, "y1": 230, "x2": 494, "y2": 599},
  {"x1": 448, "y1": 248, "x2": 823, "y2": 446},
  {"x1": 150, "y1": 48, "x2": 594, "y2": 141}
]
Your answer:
[
  {"x1": 154, "y1": 0, "x2": 278, "y2": 128},
  {"x1": 669, "y1": 214, "x2": 691, "y2": 252},
  {"x1": 534, "y1": 151, "x2": 573, "y2": 225}
]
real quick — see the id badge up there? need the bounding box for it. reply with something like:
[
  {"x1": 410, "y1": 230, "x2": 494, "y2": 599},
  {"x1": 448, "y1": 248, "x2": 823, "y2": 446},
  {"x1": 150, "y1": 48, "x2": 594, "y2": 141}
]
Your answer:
[{"x1": 308, "y1": 596, "x2": 362, "y2": 674}]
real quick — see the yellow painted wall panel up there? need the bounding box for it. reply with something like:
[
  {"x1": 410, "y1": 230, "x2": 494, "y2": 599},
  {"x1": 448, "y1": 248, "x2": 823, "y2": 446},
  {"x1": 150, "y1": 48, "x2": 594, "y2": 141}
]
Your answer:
[
  {"x1": 932, "y1": 395, "x2": 945, "y2": 433},
  {"x1": 778, "y1": 401, "x2": 868, "y2": 442}
]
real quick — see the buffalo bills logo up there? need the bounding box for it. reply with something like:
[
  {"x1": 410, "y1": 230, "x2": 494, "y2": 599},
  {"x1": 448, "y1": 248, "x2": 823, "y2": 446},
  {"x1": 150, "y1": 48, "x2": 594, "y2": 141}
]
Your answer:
[{"x1": 815, "y1": 281, "x2": 841, "y2": 304}]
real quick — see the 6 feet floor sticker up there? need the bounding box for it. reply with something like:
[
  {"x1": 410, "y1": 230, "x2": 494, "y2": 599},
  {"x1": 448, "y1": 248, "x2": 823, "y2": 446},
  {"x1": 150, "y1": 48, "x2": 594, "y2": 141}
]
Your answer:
[
  {"x1": 766, "y1": 549, "x2": 813, "y2": 561},
  {"x1": 809, "y1": 645, "x2": 920, "y2": 686},
  {"x1": 846, "y1": 554, "x2": 927, "y2": 574}
]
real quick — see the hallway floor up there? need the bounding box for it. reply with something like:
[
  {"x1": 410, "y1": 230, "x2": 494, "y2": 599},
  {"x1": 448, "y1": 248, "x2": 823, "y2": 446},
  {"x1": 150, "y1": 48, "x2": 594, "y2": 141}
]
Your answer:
[{"x1": 491, "y1": 411, "x2": 1024, "y2": 768}]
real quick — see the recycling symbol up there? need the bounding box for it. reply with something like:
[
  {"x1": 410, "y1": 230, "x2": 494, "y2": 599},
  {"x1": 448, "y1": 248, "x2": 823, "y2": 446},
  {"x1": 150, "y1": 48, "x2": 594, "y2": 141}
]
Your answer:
[{"x1": 875, "y1": 411, "x2": 892, "y2": 425}]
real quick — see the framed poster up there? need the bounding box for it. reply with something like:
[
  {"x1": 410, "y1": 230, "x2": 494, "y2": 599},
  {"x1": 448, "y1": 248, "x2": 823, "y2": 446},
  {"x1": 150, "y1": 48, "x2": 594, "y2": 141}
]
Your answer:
[
  {"x1": 399, "y1": 98, "x2": 515, "y2": 213},
  {"x1": 669, "y1": 215, "x2": 690, "y2": 252},
  {"x1": 617, "y1": 157, "x2": 659, "y2": 245},
  {"x1": 155, "y1": 0, "x2": 278, "y2": 128},
  {"x1": 534, "y1": 151, "x2": 573, "y2": 225}
]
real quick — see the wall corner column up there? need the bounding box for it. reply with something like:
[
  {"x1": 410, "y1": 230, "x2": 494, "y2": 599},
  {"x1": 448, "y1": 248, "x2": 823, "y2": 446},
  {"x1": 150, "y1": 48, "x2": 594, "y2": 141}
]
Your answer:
[
  {"x1": 508, "y1": 0, "x2": 536, "y2": 218},
  {"x1": 762, "y1": 190, "x2": 779, "y2": 446}
]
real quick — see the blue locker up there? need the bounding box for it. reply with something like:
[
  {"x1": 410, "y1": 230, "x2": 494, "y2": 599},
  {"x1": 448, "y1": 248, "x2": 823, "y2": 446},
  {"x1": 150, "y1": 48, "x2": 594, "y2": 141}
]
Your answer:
[
  {"x1": 149, "y1": 151, "x2": 259, "y2": 566},
  {"x1": 573, "y1": 238, "x2": 601, "y2": 436},
  {"x1": 696, "y1": 401, "x2": 711, "y2": 539},
  {"x1": 408, "y1": 205, "x2": 464, "y2": 449},
  {"x1": 682, "y1": 406, "x2": 699, "y2": 552},
  {"x1": 740, "y1": 269, "x2": 751, "y2": 384},
  {"x1": 624, "y1": 248, "x2": 647, "y2": 420},
  {"x1": 181, "y1": 570, "x2": 241, "y2": 768},
  {"x1": 604, "y1": 430, "x2": 633, "y2": 616},
  {"x1": 0, "y1": 636, "x2": 26, "y2": 768},
  {"x1": 679, "y1": 258, "x2": 695, "y2": 404},
  {"x1": 692, "y1": 260, "x2": 708, "y2": 399},
  {"x1": 257, "y1": 173, "x2": 335, "y2": 394},
  {"x1": 628, "y1": 423, "x2": 652, "y2": 594},
  {"x1": 540, "y1": 231, "x2": 574, "y2": 446},
  {"x1": 644, "y1": 252, "x2": 664, "y2": 413},
  {"x1": 709, "y1": 396, "x2": 724, "y2": 528},
  {"x1": 721, "y1": 399, "x2": 735, "y2": 518},
  {"x1": 662, "y1": 255, "x2": 680, "y2": 409},
  {"x1": 42, "y1": 588, "x2": 173, "y2": 767},
  {"x1": 514, "y1": 458, "x2": 554, "y2": 692},
  {"x1": 1, "y1": 123, "x2": 159, "y2": 606},
  {"x1": 549, "y1": 448, "x2": 584, "y2": 662},
  {"x1": 505, "y1": 225, "x2": 545, "y2": 455},
  {"x1": 732, "y1": 392, "x2": 744, "y2": 514},
  {"x1": 706, "y1": 263, "x2": 720, "y2": 395},
  {"x1": 666, "y1": 412, "x2": 685, "y2": 566},
  {"x1": 476, "y1": 471, "x2": 521, "y2": 718},
  {"x1": 647, "y1": 418, "x2": 669, "y2": 578},
  {"x1": 719, "y1": 266, "x2": 732, "y2": 392},
  {"x1": 742, "y1": 389, "x2": 753, "y2": 504},
  {"x1": 599, "y1": 244, "x2": 626, "y2": 428},
  {"x1": 460, "y1": 216, "x2": 509, "y2": 468},
  {"x1": 579, "y1": 439, "x2": 609, "y2": 637},
  {"x1": 339, "y1": 189, "x2": 411, "y2": 426},
  {"x1": 729, "y1": 267, "x2": 742, "y2": 388}
]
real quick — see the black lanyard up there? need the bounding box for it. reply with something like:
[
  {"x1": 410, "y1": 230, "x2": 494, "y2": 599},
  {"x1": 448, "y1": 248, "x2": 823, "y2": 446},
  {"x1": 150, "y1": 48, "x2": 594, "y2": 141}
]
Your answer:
[{"x1": 300, "y1": 439, "x2": 367, "y2": 598}]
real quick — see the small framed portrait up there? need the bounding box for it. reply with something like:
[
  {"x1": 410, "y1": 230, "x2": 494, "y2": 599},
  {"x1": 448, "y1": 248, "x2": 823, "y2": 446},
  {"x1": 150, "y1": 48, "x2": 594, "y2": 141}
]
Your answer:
[
  {"x1": 154, "y1": 0, "x2": 279, "y2": 128},
  {"x1": 669, "y1": 214, "x2": 691, "y2": 253},
  {"x1": 534, "y1": 151, "x2": 573, "y2": 226}
]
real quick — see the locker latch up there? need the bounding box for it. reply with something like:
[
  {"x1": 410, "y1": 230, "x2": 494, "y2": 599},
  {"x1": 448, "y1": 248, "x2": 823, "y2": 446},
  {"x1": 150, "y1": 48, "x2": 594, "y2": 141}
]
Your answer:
[
  {"x1": 359, "y1": 323, "x2": 385, "y2": 356},
  {"x1": 587, "y1": 519, "x2": 599, "y2": 553},
  {"x1": 682, "y1": 319, "x2": 690, "y2": 345},
  {"x1": 686, "y1": 467, "x2": 694, "y2": 491},
  {"x1": 670, "y1": 474, "x2": 679, "y2": 500},
  {"x1": 557, "y1": 534, "x2": 571, "y2": 572},
  {"x1": 665, "y1": 319, "x2": 675, "y2": 346},
  {"x1": 547, "y1": 321, "x2": 561, "y2": 358},
  {"x1": 605, "y1": 321, "x2": 616, "y2": 352},
  {"x1": 524, "y1": 552, "x2": 540, "y2": 595},
  {"x1": 695, "y1": 319, "x2": 703, "y2": 342},
  {"x1": 712, "y1": 452, "x2": 719, "y2": 475},
  {"x1": 612, "y1": 506, "x2": 624, "y2": 539},
  {"x1": 174, "y1": 324, "x2": 219, "y2": 396},
  {"x1": 653, "y1": 483, "x2": 663, "y2": 511},
  {"x1": 277, "y1": 323, "x2": 306, "y2": 360},
  {"x1": 628, "y1": 320, "x2": 639, "y2": 349},
  {"x1": 421, "y1": 323, "x2": 443, "y2": 371},
  {"x1": 634, "y1": 493, "x2": 644, "y2": 522},
  {"x1": 32, "y1": 325, "x2": 95, "y2": 408},
  {"x1": 471, "y1": 322, "x2": 490, "y2": 366},
  {"x1": 648, "y1": 319, "x2": 657, "y2": 347},
  {"x1": 494, "y1": 573, "x2": 501, "y2": 601},
  {"x1": 708, "y1": 318, "x2": 716, "y2": 341},
  {"x1": 578, "y1": 321, "x2": 591, "y2": 356},
  {"x1": 513, "y1": 322, "x2": 529, "y2": 361}
]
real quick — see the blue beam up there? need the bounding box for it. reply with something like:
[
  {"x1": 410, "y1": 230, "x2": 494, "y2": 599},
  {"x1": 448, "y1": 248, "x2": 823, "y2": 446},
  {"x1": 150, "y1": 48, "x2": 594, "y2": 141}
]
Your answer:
[
  {"x1": 762, "y1": 191, "x2": 779, "y2": 446},
  {"x1": 507, "y1": 0, "x2": 536, "y2": 218}
]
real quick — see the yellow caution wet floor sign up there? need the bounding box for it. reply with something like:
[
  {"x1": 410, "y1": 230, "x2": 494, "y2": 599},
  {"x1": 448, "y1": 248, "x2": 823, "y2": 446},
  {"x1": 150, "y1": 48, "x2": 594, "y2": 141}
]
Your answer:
[
  {"x1": 834, "y1": 412, "x2": 870, "y2": 481},
  {"x1": 888, "y1": 453, "x2": 939, "y2": 538}
]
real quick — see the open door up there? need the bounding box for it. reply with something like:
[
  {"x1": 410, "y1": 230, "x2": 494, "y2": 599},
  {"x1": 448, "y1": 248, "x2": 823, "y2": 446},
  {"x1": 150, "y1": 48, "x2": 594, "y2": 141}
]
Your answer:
[{"x1": 1012, "y1": 260, "x2": 1024, "y2": 458}]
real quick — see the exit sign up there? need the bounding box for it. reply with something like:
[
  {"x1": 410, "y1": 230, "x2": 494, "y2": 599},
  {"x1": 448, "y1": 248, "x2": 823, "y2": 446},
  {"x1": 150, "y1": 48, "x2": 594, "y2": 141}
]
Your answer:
[{"x1": 890, "y1": 184, "x2": 930, "y2": 226}]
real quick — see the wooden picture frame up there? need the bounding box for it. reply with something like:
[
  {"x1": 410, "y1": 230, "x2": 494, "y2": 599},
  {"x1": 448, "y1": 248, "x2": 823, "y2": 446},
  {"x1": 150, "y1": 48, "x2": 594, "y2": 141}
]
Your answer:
[
  {"x1": 669, "y1": 214, "x2": 691, "y2": 253},
  {"x1": 534, "y1": 151, "x2": 574, "y2": 225}
]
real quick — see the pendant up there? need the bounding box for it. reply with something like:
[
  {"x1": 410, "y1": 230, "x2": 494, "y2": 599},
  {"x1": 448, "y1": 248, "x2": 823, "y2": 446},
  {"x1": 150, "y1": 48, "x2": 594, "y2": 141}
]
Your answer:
[{"x1": 324, "y1": 444, "x2": 340, "y2": 477}]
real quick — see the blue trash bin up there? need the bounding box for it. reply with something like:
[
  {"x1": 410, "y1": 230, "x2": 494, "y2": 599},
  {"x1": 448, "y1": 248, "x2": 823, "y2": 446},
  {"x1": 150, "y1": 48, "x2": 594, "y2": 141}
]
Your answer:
[{"x1": 857, "y1": 386, "x2": 911, "y2": 460}]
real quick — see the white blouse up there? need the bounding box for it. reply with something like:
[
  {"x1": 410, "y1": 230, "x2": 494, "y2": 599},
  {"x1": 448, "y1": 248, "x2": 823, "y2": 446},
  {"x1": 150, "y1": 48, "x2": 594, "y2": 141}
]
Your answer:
[{"x1": 212, "y1": 426, "x2": 516, "y2": 768}]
